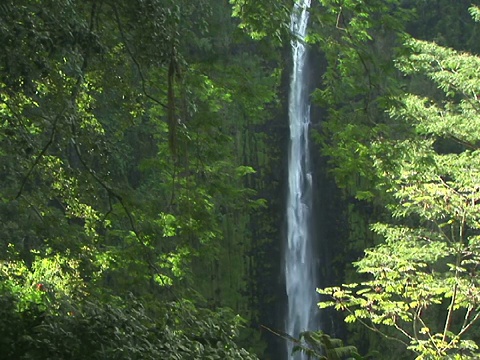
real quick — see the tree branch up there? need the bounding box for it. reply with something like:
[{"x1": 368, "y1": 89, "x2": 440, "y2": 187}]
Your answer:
[
  {"x1": 345, "y1": 307, "x2": 410, "y2": 347},
  {"x1": 15, "y1": 115, "x2": 59, "y2": 199},
  {"x1": 456, "y1": 307, "x2": 480, "y2": 338},
  {"x1": 111, "y1": 3, "x2": 168, "y2": 109}
]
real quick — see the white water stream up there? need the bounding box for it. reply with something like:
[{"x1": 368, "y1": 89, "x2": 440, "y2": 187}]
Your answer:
[{"x1": 285, "y1": 1, "x2": 318, "y2": 359}]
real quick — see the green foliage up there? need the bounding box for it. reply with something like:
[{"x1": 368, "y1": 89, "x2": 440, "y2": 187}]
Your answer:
[
  {"x1": 0, "y1": 0, "x2": 283, "y2": 357},
  {"x1": 469, "y1": 6, "x2": 480, "y2": 23},
  {"x1": 319, "y1": 34, "x2": 480, "y2": 360},
  {"x1": 292, "y1": 330, "x2": 365, "y2": 359},
  {"x1": 229, "y1": 0, "x2": 293, "y2": 43},
  {"x1": 0, "y1": 281, "x2": 257, "y2": 360},
  {"x1": 309, "y1": 0, "x2": 411, "y2": 197},
  {"x1": 405, "y1": 1, "x2": 480, "y2": 52}
]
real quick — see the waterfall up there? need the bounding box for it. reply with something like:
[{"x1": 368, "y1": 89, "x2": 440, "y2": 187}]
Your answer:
[{"x1": 285, "y1": 0, "x2": 318, "y2": 359}]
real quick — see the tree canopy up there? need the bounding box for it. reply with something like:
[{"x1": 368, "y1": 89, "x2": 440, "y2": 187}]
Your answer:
[
  {"x1": 317, "y1": 4, "x2": 480, "y2": 360},
  {"x1": 3, "y1": 0, "x2": 480, "y2": 359}
]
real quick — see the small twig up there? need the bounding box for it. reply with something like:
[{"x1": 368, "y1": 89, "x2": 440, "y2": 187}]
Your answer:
[
  {"x1": 335, "y1": 7, "x2": 346, "y2": 31},
  {"x1": 442, "y1": 283, "x2": 458, "y2": 344},
  {"x1": 459, "y1": 305, "x2": 474, "y2": 335}
]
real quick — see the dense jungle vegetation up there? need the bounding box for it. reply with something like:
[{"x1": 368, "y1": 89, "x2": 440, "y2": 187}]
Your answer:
[{"x1": 2, "y1": 0, "x2": 480, "y2": 359}]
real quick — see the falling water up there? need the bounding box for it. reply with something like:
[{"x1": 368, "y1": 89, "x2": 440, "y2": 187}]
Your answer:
[{"x1": 285, "y1": 0, "x2": 317, "y2": 359}]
